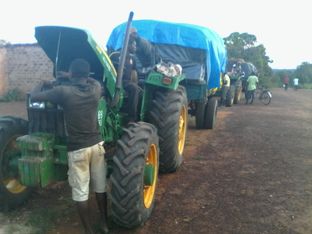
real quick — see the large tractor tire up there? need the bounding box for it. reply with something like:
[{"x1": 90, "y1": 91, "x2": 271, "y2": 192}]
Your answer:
[
  {"x1": 110, "y1": 122, "x2": 159, "y2": 228},
  {"x1": 204, "y1": 97, "x2": 218, "y2": 129},
  {"x1": 233, "y1": 88, "x2": 242, "y2": 104},
  {"x1": 195, "y1": 100, "x2": 206, "y2": 129},
  {"x1": 225, "y1": 89, "x2": 234, "y2": 107},
  {"x1": 0, "y1": 116, "x2": 31, "y2": 211},
  {"x1": 149, "y1": 86, "x2": 188, "y2": 173}
]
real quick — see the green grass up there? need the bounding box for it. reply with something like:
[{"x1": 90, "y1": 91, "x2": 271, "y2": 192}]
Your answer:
[{"x1": 302, "y1": 83, "x2": 312, "y2": 89}]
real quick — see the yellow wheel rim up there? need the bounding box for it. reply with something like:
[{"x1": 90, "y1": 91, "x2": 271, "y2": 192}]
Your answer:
[
  {"x1": 143, "y1": 144, "x2": 158, "y2": 209},
  {"x1": 3, "y1": 178, "x2": 26, "y2": 194},
  {"x1": 178, "y1": 106, "x2": 187, "y2": 155},
  {"x1": 3, "y1": 136, "x2": 27, "y2": 194}
]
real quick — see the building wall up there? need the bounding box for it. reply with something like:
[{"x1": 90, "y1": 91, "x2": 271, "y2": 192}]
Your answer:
[
  {"x1": 0, "y1": 47, "x2": 8, "y2": 96},
  {"x1": 0, "y1": 44, "x2": 54, "y2": 96}
]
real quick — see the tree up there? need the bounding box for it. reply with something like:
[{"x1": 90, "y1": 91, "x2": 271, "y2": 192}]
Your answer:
[
  {"x1": 0, "y1": 39, "x2": 9, "y2": 47},
  {"x1": 272, "y1": 69, "x2": 294, "y2": 87},
  {"x1": 294, "y1": 62, "x2": 312, "y2": 84}
]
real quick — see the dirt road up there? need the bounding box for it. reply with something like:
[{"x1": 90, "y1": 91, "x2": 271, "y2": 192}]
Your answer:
[{"x1": 0, "y1": 88, "x2": 312, "y2": 234}]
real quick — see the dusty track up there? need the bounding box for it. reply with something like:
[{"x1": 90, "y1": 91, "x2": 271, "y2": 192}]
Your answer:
[{"x1": 0, "y1": 88, "x2": 311, "y2": 234}]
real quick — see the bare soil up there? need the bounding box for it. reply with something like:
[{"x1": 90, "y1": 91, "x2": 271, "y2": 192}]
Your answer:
[{"x1": 0, "y1": 88, "x2": 312, "y2": 234}]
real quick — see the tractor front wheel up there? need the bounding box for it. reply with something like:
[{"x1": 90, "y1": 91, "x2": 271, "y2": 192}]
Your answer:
[
  {"x1": 149, "y1": 86, "x2": 188, "y2": 173},
  {"x1": 110, "y1": 122, "x2": 159, "y2": 228},
  {"x1": 0, "y1": 116, "x2": 31, "y2": 211}
]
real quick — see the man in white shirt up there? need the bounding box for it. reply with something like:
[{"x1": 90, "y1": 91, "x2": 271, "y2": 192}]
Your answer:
[{"x1": 293, "y1": 78, "x2": 299, "y2": 90}]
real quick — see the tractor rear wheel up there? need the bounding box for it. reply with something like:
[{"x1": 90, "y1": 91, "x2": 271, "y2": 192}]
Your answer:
[
  {"x1": 0, "y1": 116, "x2": 31, "y2": 211},
  {"x1": 149, "y1": 86, "x2": 188, "y2": 173},
  {"x1": 234, "y1": 87, "x2": 242, "y2": 104},
  {"x1": 110, "y1": 122, "x2": 159, "y2": 228},
  {"x1": 204, "y1": 97, "x2": 218, "y2": 129},
  {"x1": 195, "y1": 100, "x2": 206, "y2": 129},
  {"x1": 226, "y1": 89, "x2": 233, "y2": 107}
]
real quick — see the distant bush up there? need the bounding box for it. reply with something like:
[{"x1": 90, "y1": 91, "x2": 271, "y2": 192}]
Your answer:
[
  {"x1": 302, "y1": 83, "x2": 312, "y2": 89},
  {"x1": 0, "y1": 88, "x2": 26, "y2": 102},
  {"x1": 259, "y1": 76, "x2": 281, "y2": 88}
]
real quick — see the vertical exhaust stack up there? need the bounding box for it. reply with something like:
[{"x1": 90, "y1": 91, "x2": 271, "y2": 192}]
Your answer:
[{"x1": 111, "y1": 11, "x2": 134, "y2": 107}]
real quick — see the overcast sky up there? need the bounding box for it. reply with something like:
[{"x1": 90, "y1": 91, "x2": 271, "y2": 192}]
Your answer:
[{"x1": 1, "y1": 0, "x2": 311, "y2": 69}]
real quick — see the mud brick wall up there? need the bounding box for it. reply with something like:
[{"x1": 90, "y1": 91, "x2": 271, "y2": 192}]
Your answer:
[
  {"x1": 0, "y1": 47, "x2": 7, "y2": 95},
  {"x1": 0, "y1": 44, "x2": 54, "y2": 96}
]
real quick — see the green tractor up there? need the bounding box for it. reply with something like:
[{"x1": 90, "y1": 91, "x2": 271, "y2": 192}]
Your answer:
[
  {"x1": 107, "y1": 19, "x2": 227, "y2": 130},
  {"x1": 0, "y1": 13, "x2": 188, "y2": 228}
]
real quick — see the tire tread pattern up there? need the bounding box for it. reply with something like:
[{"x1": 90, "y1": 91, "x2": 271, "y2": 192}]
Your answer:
[
  {"x1": 148, "y1": 86, "x2": 188, "y2": 173},
  {"x1": 204, "y1": 98, "x2": 218, "y2": 129},
  {"x1": 0, "y1": 116, "x2": 30, "y2": 211},
  {"x1": 110, "y1": 122, "x2": 159, "y2": 228}
]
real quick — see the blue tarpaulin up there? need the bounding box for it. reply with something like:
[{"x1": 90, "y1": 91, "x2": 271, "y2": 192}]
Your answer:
[{"x1": 107, "y1": 20, "x2": 227, "y2": 89}]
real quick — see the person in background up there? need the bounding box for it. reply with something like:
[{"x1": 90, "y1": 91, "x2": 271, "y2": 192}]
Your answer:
[
  {"x1": 246, "y1": 71, "x2": 259, "y2": 104},
  {"x1": 30, "y1": 58, "x2": 109, "y2": 234},
  {"x1": 220, "y1": 72, "x2": 231, "y2": 106},
  {"x1": 283, "y1": 75, "x2": 289, "y2": 91},
  {"x1": 293, "y1": 77, "x2": 299, "y2": 90}
]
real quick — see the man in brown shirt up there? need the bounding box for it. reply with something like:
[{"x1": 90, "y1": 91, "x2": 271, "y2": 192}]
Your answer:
[{"x1": 31, "y1": 58, "x2": 108, "y2": 234}]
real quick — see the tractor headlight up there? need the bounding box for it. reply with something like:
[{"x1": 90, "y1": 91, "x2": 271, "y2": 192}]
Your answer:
[{"x1": 29, "y1": 102, "x2": 45, "y2": 109}]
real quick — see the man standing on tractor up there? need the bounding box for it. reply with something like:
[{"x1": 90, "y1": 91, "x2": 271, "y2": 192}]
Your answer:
[
  {"x1": 30, "y1": 58, "x2": 109, "y2": 234},
  {"x1": 110, "y1": 35, "x2": 141, "y2": 123},
  {"x1": 109, "y1": 27, "x2": 158, "y2": 123},
  {"x1": 129, "y1": 27, "x2": 158, "y2": 69}
]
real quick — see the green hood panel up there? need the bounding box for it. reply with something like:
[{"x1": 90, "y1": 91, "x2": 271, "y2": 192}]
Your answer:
[{"x1": 35, "y1": 26, "x2": 116, "y2": 96}]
